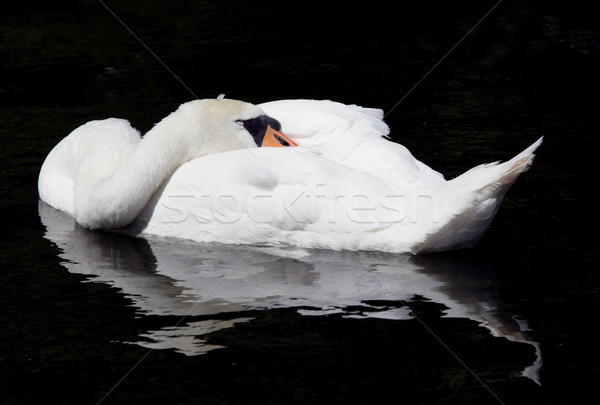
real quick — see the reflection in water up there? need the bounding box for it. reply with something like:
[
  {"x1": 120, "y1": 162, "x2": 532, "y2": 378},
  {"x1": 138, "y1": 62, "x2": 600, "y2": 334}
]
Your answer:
[{"x1": 39, "y1": 201, "x2": 541, "y2": 384}]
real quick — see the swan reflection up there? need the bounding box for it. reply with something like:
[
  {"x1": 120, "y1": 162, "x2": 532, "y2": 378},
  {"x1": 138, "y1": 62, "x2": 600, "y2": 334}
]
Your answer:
[{"x1": 39, "y1": 200, "x2": 541, "y2": 383}]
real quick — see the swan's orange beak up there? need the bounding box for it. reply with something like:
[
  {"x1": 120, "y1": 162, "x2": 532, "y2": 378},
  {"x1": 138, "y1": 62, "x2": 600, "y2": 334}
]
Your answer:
[{"x1": 262, "y1": 125, "x2": 297, "y2": 147}]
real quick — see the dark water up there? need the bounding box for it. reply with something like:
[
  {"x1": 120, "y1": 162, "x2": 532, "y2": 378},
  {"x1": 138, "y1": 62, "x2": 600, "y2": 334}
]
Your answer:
[{"x1": 1, "y1": 1, "x2": 599, "y2": 404}]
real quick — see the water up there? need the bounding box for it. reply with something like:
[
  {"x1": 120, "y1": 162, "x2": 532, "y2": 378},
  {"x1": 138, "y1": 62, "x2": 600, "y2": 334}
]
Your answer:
[{"x1": 1, "y1": 1, "x2": 599, "y2": 404}]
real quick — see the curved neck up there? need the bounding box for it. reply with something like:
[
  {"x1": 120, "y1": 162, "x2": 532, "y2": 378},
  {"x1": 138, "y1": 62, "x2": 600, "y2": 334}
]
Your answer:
[{"x1": 75, "y1": 117, "x2": 200, "y2": 229}]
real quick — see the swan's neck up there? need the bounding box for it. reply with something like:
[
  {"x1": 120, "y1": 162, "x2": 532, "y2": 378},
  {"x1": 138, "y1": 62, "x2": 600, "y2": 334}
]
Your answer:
[{"x1": 75, "y1": 115, "x2": 203, "y2": 229}]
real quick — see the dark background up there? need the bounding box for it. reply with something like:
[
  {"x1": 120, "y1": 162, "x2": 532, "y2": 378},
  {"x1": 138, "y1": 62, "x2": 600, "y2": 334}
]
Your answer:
[{"x1": 1, "y1": 0, "x2": 599, "y2": 404}]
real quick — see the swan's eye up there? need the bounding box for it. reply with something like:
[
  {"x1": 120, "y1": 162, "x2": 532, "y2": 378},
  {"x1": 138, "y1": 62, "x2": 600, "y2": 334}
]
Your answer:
[{"x1": 234, "y1": 120, "x2": 245, "y2": 127}]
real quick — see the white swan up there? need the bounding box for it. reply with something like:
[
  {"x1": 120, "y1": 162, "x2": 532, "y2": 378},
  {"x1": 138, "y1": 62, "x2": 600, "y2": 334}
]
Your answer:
[{"x1": 39, "y1": 98, "x2": 542, "y2": 253}]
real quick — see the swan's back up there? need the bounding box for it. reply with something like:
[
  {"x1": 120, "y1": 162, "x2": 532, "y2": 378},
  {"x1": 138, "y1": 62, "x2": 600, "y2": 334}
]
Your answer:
[
  {"x1": 259, "y1": 99, "x2": 445, "y2": 187},
  {"x1": 38, "y1": 118, "x2": 141, "y2": 215}
]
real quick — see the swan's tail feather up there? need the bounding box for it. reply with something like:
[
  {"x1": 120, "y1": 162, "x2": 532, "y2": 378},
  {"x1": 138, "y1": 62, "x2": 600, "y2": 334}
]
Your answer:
[
  {"x1": 414, "y1": 137, "x2": 543, "y2": 253},
  {"x1": 484, "y1": 136, "x2": 542, "y2": 189}
]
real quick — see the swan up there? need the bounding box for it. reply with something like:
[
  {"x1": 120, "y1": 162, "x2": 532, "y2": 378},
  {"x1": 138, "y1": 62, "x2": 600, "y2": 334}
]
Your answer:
[{"x1": 38, "y1": 98, "x2": 542, "y2": 254}]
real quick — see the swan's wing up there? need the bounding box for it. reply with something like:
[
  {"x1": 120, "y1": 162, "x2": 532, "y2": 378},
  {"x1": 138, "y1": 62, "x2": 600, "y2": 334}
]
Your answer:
[
  {"x1": 38, "y1": 118, "x2": 141, "y2": 215},
  {"x1": 259, "y1": 99, "x2": 390, "y2": 147},
  {"x1": 134, "y1": 147, "x2": 416, "y2": 251},
  {"x1": 259, "y1": 99, "x2": 445, "y2": 187}
]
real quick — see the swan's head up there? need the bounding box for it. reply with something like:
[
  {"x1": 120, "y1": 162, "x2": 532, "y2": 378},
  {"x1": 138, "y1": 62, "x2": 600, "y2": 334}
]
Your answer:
[{"x1": 166, "y1": 98, "x2": 297, "y2": 160}]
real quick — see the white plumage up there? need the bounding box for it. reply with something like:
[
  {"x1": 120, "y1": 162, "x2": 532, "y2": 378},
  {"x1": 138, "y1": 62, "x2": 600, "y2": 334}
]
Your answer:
[{"x1": 39, "y1": 98, "x2": 542, "y2": 253}]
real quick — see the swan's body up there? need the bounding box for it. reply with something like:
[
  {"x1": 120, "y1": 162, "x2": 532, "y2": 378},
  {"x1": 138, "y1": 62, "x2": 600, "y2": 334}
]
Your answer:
[{"x1": 39, "y1": 98, "x2": 541, "y2": 254}]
